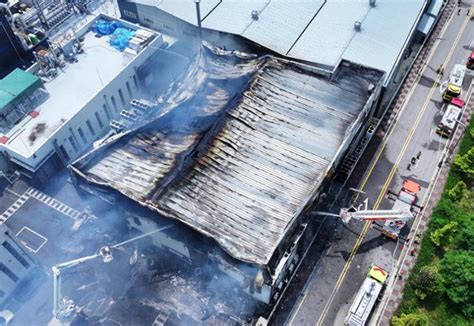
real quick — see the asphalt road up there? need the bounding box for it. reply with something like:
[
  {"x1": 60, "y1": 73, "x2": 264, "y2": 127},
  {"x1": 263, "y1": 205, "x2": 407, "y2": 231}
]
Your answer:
[{"x1": 284, "y1": 3, "x2": 474, "y2": 326}]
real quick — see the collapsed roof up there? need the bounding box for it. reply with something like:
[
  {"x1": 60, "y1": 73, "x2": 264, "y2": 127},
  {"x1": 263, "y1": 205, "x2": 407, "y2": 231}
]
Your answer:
[{"x1": 71, "y1": 46, "x2": 383, "y2": 266}]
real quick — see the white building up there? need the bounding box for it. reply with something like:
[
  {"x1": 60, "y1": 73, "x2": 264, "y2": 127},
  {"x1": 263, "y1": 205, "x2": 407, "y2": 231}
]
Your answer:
[
  {"x1": 0, "y1": 14, "x2": 164, "y2": 180},
  {"x1": 0, "y1": 225, "x2": 35, "y2": 307}
]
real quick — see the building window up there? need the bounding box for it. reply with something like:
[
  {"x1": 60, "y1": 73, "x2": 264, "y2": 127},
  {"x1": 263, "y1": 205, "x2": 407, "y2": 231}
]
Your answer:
[
  {"x1": 111, "y1": 96, "x2": 118, "y2": 112},
  {"x1": 132, "y1": 75, "x2": 138, "y2": 90},
  {"x1": 58, "y1": 145, "x2": 70, "y2": 162},
  {"x1": 2, "y1": 241, "x2": 30, "y2": 268},
  {"x1": 126, "y1": 81, "x2": 132, "y2": 98},
  {"x1": 94, "y1": 112, "x2": 104, "y2": 129},
  {"x1": 86, "y1": 120, "x2": 95, "y2": 136},
  {"x1": 77, "y1": 127, "x2": 87, "y2": 145},
  {"x1": 0, "y1": 262, "x2": 19, "y2": 282},
  {"x1": 68, "y1": 136, "x2": 79, "y2": 153},
  {"x1": 103, "y1": 104, "x2": 111, "y2": 120},
  {"x1": 118, "y1": 89, "x2": 125, "y2": 106}
]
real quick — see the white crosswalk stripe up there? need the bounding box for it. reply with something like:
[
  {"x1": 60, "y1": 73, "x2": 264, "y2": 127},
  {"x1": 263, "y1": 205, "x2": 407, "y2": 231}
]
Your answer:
[
  {"x1": 1, "y1": 187, "x2": 85, "y2": 224},
  {"x1": 0, "y1": 192, "x2": 31, "y2": 225},
  {"x1": 26, "y1": 187, "x2": 81, "y2": 220}
]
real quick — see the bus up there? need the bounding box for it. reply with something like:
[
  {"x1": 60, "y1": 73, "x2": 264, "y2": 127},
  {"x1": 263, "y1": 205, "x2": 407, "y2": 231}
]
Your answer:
[{"x1": 344, "y1": 265, "x2": 388, "y2": 326}]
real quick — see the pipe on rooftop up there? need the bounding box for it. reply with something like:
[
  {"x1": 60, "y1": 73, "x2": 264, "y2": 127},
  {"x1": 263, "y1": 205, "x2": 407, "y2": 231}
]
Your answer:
[{"x1": 194, "y1": 0, "x2": 202, "y2": 40}]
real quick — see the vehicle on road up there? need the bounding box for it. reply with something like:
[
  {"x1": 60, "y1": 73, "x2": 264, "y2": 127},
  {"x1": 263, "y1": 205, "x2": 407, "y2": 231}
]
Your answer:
[
  {"x1": 437, "y1": 98, "x2": 464, "y2": 137},
  {"x1": 383, "y1": 180, "x2": 421, "y2": 239},
  {"x1": 344, "y1": 265, "x2": 388, "y2": 326},
  {"x1": 442, "y1": 64, "x2": 466, "y2": 102},
  {"x1": 467, "y1": 50, "x2": 474, "y2": 70}
]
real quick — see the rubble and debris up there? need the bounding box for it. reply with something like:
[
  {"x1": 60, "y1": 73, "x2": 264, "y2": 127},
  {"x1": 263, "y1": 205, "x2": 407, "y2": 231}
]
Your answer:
[{"x1": 71, "y1": 46, "x2": 383, "y2": 266}]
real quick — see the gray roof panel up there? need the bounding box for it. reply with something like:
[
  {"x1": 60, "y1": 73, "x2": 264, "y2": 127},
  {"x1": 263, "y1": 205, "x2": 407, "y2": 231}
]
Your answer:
[{"x1": 141, "y1": 0, "x2": 425, "y2": 84}]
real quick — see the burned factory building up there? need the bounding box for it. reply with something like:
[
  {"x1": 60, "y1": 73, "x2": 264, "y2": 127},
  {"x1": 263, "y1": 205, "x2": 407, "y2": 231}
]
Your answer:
[{"x1": 69, "y1": 44, "x2": 384, "y2": 316}]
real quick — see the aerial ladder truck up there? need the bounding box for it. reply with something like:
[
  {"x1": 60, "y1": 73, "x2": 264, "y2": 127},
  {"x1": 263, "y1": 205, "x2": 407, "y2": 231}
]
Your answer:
[{"x1": 333, "y1": 180, "x2": 422, "y2": 240}]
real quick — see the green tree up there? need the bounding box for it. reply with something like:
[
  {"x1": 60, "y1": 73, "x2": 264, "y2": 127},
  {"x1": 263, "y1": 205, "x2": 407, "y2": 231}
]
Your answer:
[
  {"x1": 412, "y1": 265, "x2": 442, "y2": 300},
  {"x1": 453, "y1": 219, "x2": 474, "y2": 252},
  {"x1": 391, "y1": 312, "x2": 428, "y2": 326},
  {"x1": 447, "y1": 180, "x2": 467, "y2": 202},
  {"x1": 430, "y1": 198, "x2": 460, "y2": 230},
  {"x1": 459, "y1": 187, "x2": 474, "y2": 212},
  {"x1": 439, "y1": 250, "x2": 474, "y2": 317},
  {"x1": 430, "y1": 221, "x2": 458, "y2": 248},
  {"x1": 453, "y1": 147, "x2": 474, "y2": 179}
]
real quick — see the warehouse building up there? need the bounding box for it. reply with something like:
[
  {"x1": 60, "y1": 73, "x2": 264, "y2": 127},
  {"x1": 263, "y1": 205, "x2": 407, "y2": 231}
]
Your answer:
[
  {"x1": 71, "y1": 46, "x2": 384, "y2": 305},
  {"x1": 117, "y1": 0, "x2": 444, "y2": 91}
]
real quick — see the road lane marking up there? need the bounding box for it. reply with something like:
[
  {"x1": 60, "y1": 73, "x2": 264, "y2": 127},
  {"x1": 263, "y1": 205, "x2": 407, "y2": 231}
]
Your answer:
[{"x1": 314, "y1": 12, "x2": 471, "y2": 326}]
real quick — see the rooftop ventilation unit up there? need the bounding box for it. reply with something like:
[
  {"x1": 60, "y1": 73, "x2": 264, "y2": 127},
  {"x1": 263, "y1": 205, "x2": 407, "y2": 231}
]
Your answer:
[
  {"x1": 130, "y1": 99, "x2": 151, "y2": 112},
  {"x1": 251, "y1": 10, "x2": 259, "y2": 20},
  {"x1": 110, "y1": 120, "x2": 127, "y2": 133},
  {"x1": 120, "y1": 110, "x2": 139, "y2": 121},
  {"x1": 354, "y1": 21, "x2": 362, "y2": 31},
  {"x1": 369, "y1": 0, "x2": 376, "y2": 7}
]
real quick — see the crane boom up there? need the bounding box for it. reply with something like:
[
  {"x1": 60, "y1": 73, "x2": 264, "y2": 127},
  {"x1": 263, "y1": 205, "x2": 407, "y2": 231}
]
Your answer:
[{"x1": 340, "y1": 208, "x2": 413, "y2": 224}]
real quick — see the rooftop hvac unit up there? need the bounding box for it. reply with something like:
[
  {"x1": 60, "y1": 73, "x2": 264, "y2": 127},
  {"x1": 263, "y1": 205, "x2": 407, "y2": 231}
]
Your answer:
[
  {"x1": 354, "y1": 21, "x2": 362, "y2": 31},
  {"x1": 369, "y1": 0, "x2": 376, "y2": 7},
  {"x1": 251, "y1": 10, "x2": 259, "y2": 20}
]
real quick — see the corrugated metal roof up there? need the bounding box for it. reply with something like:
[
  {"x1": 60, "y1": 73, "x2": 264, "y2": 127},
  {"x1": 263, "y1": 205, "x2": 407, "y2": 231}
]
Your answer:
[
  {"x1": 155, "y1": 60, "x2": 373, "y2": 264},
  {"x1": 287, "y1": 1, "x2": 369, "y2": 68},
  {"x1": 72, "y1": 48, "x2": 382, "y2": 266},
  {"x1": 342, "y1": 0, "x2": 425, "y2": 82},
  {"x1": 138, "y1": 0, "x2": 425, "y2": 84},
  {"x1": 202, "y1": 0, "x2": 325, "y2": 55}
]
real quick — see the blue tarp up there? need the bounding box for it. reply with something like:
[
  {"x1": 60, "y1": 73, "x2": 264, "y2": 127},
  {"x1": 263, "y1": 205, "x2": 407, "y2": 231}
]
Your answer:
[
  {"x1": 109, "y1": 27, "x2": 135, "y2": 51},
  {"x1": 92, "y1": 19, "x2": 122, "y2": 35}
]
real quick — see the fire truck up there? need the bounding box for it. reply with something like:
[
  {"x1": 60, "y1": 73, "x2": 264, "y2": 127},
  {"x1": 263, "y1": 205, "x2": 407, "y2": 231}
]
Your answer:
[
  {"x1": 344, "y1": 265, "x2": 388, "y2": 326},
  {"x1": 340, "y1": 180, "x2": 421, "y2": 240},
  {"x1": 467, "y1": 51, "x2": 474, "y2": 70},
  {"x1": 437, "y1": 98, "x2": 464, "y2": 137},
  {"x1": 442, "y1": 64, "x2": 466, "y2": 102}
]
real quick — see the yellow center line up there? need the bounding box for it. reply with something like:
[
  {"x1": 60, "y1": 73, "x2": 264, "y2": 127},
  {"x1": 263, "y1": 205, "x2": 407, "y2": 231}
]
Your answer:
[{"x1": 314, "y1": 12, "x2": 471, "y2": 326}]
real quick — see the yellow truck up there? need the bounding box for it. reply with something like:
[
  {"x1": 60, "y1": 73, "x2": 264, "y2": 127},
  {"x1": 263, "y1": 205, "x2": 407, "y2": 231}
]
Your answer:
[{"x1": 442, "y1": 64, "x2": 466, "y2": 102}]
